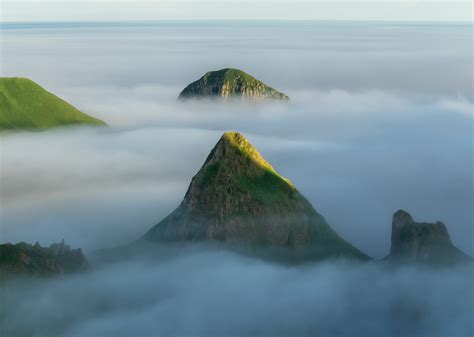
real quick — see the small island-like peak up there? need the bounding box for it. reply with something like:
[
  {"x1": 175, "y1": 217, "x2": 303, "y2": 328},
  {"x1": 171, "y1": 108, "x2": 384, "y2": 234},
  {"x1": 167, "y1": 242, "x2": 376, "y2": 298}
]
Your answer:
[{"x1": 178, "y1": 68, "x2": 289, "y2": 102}]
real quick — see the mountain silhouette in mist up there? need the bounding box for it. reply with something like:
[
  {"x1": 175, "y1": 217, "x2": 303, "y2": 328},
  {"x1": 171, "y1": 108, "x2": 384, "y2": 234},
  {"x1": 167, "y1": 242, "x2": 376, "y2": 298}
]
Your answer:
[{"x1": 386, "y1": 210, "x2": 471, "y2": 265}]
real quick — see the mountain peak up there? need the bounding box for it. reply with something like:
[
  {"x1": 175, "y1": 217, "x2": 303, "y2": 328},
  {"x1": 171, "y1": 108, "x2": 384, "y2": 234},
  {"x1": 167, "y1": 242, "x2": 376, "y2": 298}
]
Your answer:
[
  {"x1": 391, "y1": 209, "x2": 415, "y2": 242},
  {"x1": 393, "y1": 209, "x2": 415, "y2": 224},
  {"x1": 184, "y1": 132, "x2": 296, "y2": 211},
  {"x1": 143, "y1": 132, "x2": 367, "y2": 261},
  {"x1": 204, "y1": 131, "x2": 283, "y2": 181},
  {"x1": 203, "y1": 68, "x2": 249, "y2": 82},
  {"x1": 178, "y1": 68, "x2": 289, "y2": 101}
]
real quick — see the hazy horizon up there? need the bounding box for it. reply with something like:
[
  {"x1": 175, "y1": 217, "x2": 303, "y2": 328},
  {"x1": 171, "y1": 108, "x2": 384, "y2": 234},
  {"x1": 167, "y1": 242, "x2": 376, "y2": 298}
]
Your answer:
[{"x1": 2, "y1": 1, "x2": 472, "y2": 23}]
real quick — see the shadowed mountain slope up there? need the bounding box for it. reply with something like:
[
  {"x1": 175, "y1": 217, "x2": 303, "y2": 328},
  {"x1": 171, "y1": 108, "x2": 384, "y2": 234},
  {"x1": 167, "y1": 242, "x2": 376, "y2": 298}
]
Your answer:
[{"x1": 386, "y1": 210, "x2": 471, "y2": 265}]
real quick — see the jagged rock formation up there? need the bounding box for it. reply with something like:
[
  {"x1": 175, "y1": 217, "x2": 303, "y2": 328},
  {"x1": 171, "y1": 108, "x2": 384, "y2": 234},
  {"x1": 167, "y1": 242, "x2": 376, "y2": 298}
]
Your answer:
[
  {"x1": 143, "y1": 132, "x2": 366, "y2": 261},
  {"x1": 0, "y1": 240, "x2": 89, "y2": 278},
  {"x1": 386, "y1": 210, "x2": 471, "y2": 265},
  {"x1": 0, "y1": 77, "x2": 106, "y2": 131},
  {"x1": 178, "y1": 68, "x2": 289, "y2": 102}
]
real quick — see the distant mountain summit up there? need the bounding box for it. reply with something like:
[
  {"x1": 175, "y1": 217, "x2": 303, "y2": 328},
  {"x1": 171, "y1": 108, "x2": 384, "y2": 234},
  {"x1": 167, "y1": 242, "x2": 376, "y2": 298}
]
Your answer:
[
  {"x1": 143, "y1": 132, "x2": 366, "y2": 261},
  {"x1": 178, "y1": 68, "x2": 289, "y2": 102},
  {"x1": 386, "y1": 210, "x2": 471, "y2": 265},
  {"x1": 0, "y1": 77, "x2": 106, "y2": 131},
  {"x1": 0, "y1": 241, "x2": 89, "y2": 278}
]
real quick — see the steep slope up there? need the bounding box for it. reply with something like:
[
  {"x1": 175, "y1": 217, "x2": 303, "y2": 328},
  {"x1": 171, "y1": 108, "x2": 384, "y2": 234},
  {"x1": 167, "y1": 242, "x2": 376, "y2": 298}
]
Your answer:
[
  {"x1": 386, "y1": 210, "x2": 471, "y2": 265},
  {"x1": 143, "y1": 132, "x2": 367, "y2": 261},
  {"x1": 0, "y1": 240, "x2": 89, "y2": 278},
  {"x1": 0, "y1": 77, "x2": 106, "y2": 131},
  {"x1": 178, "y1": 68, "x2": 289, "y2": 101}
]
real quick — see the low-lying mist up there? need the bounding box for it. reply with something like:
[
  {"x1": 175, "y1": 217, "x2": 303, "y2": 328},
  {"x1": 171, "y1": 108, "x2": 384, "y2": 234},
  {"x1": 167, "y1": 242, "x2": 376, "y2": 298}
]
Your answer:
[{"x1": 1, "y1": 246, "x2": 473, "y2": 337}]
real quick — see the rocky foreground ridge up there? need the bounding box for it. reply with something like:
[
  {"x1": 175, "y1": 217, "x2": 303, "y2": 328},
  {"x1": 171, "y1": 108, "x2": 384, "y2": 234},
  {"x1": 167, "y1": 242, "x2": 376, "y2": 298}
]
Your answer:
[
  {"x1": 178, "y1": 68, "x2": 289, "y2": 102},
  {"x1": 0, "y1": 240, "x2": 89, "y2": 278}
]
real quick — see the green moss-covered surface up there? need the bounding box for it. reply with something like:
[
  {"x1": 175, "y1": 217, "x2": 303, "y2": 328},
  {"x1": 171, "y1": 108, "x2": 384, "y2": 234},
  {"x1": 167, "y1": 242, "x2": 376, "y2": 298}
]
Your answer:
[
  {"x1": 0, "y1": 77, "x2": 106, "y2": 131},
  {"x1": 178, "y1": 68, "x2": 289, "y2": 101},
  {"x1": 236, "y1": 171, "x2": 295, "y2": 205}
]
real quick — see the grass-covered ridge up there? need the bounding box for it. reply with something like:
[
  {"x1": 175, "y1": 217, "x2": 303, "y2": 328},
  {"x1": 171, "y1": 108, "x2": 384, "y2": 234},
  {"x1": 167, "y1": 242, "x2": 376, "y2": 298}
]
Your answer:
[
  {"x1": 202, "y1": 68, "x2": 259, "y2": 87},
  {"x1": 0, "y1": 77, "x2": 106, "y2": 131},
  {"x1": 221, "y1": 132, "x2": 297, "y2": 204},
  {"x1": 222, "y1": 131, "x2": 280, "y2": 176}
]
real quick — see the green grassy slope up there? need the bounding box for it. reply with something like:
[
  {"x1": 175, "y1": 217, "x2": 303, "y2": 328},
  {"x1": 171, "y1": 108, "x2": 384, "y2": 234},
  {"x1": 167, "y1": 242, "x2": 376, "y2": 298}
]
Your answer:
[{"x1": 0, "y1": 77, "x2": 106, "y2": 131}]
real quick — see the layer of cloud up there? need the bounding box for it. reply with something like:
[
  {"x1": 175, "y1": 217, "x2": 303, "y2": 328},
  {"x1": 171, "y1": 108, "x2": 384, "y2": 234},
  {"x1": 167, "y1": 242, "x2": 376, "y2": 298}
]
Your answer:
[{"x1": 1, "y1": 249, "x2": 473, "y2": 337}]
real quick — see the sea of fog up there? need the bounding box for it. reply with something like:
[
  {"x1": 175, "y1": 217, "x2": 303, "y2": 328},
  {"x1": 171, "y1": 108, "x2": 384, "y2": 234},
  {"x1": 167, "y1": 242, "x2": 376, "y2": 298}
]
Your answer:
[
  {"x1": 1, "y1": 246, "x2": 473, "y2": 337},
  {"x1": 0, "y1": 21, "x2": 472, "y2": 337}
]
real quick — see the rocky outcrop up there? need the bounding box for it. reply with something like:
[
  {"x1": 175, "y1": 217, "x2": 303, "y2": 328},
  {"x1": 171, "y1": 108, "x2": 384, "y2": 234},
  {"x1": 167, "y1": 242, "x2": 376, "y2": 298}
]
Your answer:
[
  {"x1": 0, "y1": 240, "x2": 89, "y2": 278},
  {"x1": 386, "y1": 210, "x2": 471, "y2": 265},
  {"x1": 178, "y1": 68, "x2": 289, "y2": 102},
  {"x1": 143, "y1": 132, "x2": 367, "y2": 261}
]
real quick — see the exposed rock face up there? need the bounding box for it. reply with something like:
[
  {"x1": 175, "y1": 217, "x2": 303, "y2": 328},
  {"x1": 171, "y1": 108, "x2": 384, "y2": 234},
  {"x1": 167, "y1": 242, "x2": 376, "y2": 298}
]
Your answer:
[
  {"x1": 0, "y1": 240, "x2": 89, "y2": 278},
  {"x1": 178, "y1": 68, "x2": 289, "y2": 102},
  {"x1": 387, "y1": 210, "x2": 471, "y2": 265},
  {"x1": 143, "y1": 132, "x2": 367, "y2": 261}
]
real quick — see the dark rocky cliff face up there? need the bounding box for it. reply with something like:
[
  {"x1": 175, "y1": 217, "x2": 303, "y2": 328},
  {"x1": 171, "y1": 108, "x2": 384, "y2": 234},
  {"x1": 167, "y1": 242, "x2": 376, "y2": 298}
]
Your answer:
[
  {"x1": 143, "y1": 132, "x2": 367, "y2": 261},
  {"x1": 178, "y1": 68, "x2": 289, "y2": 102},
  {"x1": 0, "y1": 240, "x2": 89, "y2": 278},
  {"x1": 387, "y1": 210, "x2": 471, "y2": 265}
]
